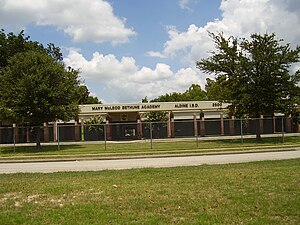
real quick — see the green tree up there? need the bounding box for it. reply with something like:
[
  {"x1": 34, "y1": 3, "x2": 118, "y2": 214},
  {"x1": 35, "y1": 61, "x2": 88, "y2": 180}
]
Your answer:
[
  {"x1": 143, "y1": 111, "x2": 168, "y2": 122},
  {"x1": 197, "y1": 32, "x2": 300, "y2": 139},
  {"x1": 0, "y1": 29, "x2": 62, "y2": 69},
  {"x1": 85, "y1": 116, "x2": 104, "y2": 137},
  {"x1": 85, "y1": 96, "x2": 101, "y2": 104},
  {"x1": 0, "y1": 51, "x2": 83, "y2": 146},
  {"x1": 141, "y1": 96, "x2": 149, "y2": 103},
  {"x1": 143, "y1": 111, "x2": 168, "y2": 138},
  {"x1": 205, "y1": 78, "x2": 224, "y2": 100},
  {"x1": 78, "y1": 85, "x2": 102, "y2": 104},
  {"x1": 151, "y1": 84, "x2": 207, "y2": 102},
  {"x1": 183, "y1": 84, "x2": 207, "y2": 101}
]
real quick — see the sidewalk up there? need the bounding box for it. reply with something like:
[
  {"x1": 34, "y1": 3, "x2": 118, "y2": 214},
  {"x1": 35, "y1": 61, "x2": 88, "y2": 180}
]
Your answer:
[
  {"x1": 1, "y1": 150, "x2": 300, "y2": 174},
  {"x1": 1, "y1": 146, "x2": 299, "y2": 164}
]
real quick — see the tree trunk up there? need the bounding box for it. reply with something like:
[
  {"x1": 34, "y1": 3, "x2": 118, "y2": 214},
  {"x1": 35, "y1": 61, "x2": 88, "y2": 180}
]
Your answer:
[
  {"x1": 35, "y1": 126, "x2": 42, "y2": 148},
  {"x1": 255, "y1": 118, "x2": 261, "y2": 142}
]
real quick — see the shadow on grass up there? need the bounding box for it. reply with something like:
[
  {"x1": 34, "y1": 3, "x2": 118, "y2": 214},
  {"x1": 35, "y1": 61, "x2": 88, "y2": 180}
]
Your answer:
[
  {"x1": 207, "y1": 136, "x2": 299, "y2": 144},
  {"x1": 0, "y1": 144, "x2": 84, "y2": 154},
  {"x1": 241, "y1": 136, "x2": 300, "y2": 144}
]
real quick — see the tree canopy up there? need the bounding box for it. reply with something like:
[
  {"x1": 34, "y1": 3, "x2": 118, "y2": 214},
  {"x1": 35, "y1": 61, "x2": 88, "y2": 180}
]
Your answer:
[
  {"x1": 0, "y1": 51, "x2": 82, "y2": 126},
  {"x1": 151, "y1": 84, "x2": 207, "y2": 102},
  {"x1": 0, "y1": 29, "x2": 99, "y2": 125},
  {"x1": 197, "y1": 32, "x2": 300, "y2": 118},
  {"x1": 0, "y1": 29, "x2": 62, "y2": 69},
  {"x1": 78, "y1": 85, "x2": 102, "y2": 104},
  {"x1": 143, "y1": 111, "x2": 168, "y2": 122}
]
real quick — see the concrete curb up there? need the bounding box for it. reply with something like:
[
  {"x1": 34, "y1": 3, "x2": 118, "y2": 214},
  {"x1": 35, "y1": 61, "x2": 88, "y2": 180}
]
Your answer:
[{"x1": 0, "y1": 148, "x2": 298, "y2": 164}]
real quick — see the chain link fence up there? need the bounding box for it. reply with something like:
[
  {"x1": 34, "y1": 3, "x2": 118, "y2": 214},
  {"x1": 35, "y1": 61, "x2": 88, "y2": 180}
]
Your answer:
[{"x1": 1, "y1": 117, "x2": 300, "y2": 150}]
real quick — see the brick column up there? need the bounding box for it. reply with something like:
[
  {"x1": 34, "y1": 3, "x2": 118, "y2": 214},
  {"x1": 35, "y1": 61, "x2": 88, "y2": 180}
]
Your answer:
[
  {"x1": 220, "y1": 113, "x2": 224, "y2": 136},
  {"x1": 200, "y1": 111, "x2": 205, "y2": 137},
  {"x1": 53, "y1": 122, "x2": 57, "y2": 142},
  {"x1": 13, "y1": 123, "x2": 19, "y2": 143},
  {"x1": 74, "y1": 121, "x2": 80, "y2": 141},
  {"x1": 0, "y1": 125, "x2": 2, "y2": 144},
  {"x1": 106, "y1": 114, "x2": 112, "y2": 141},
  {"x1": 136, "y1": 113, "x2": 143, "y2": 139},
  {"x1": 285, "y1": 115, "x2": 292, "y2": 133},
  {"x1": 167, "y1": 112, "x2": 171, "y2": 138},
  {"x1": 26, "y1": 127, "x2": 30, "y2": 143},
  {"x1": 193, "y1": 113, "x2": 198, "y2": 137},
  {"x1": 43, "y1": 122, "x2": 49, "y2": 143},
  {"x1": 272, "y1": 116, "x2": 276, "y2": 133},
  {"x1": 167, "y1": 111, "x2": 175, "y2": 138},
  {"x1": 229, "y1": 115, "x2": 235, "y2": 135},
  {"x1": 259, "y1": 115, "x2": 264, "y2": 134}
]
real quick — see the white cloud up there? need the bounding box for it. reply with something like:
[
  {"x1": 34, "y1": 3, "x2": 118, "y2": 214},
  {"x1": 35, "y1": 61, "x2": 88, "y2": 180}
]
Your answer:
[
  {"x1": 64, "y1": 48, "x2": 138, "y2": 80},
  {"x1": 179, "y1": 0, "x2": 191, "y2": 10},
  {"x1": 145, "y1": 51, "x2": 167, "y2": 58},
  {"x1": 133, "y1": 0, "x2": 300, "y2": 103},
  {"x1": 0, "y1": 0, "x2": 136, "y2": 44},
  {"x1": 64, "y1": 49, "x2": 203, "y2": 102},
  {"x1": 162, "y1": 0, "x2": 300, "y2": 65}
]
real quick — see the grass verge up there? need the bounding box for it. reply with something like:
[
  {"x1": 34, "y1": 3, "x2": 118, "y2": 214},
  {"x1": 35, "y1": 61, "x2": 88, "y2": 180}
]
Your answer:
[{"x1": 0, "y1": 158, "x2": 299, "y2": 224}]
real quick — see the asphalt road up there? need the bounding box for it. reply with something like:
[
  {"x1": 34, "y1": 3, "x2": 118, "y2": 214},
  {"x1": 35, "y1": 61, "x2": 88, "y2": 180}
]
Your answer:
[{"x1": 0, "y1": 150, "x2": 300, "y2": 174}]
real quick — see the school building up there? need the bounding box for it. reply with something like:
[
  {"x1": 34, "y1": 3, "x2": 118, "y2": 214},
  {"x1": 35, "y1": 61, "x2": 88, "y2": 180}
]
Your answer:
[{"x1": 1, "y1": 101, "x2": 298, "y2": 144}]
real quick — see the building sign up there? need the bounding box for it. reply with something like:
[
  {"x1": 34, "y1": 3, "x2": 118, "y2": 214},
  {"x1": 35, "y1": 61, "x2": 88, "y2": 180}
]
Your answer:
[
  {"x1": 90, "y1": 104, "x2": 161, "y2": 111},
  {"x1": 80, "y1": 101, "x2": 228, "y2": 114}
]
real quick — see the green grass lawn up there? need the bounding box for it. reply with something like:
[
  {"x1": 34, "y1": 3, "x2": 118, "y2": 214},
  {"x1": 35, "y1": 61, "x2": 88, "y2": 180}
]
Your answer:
[
  {"x1": 0, "y1": 136, "x2": 300, "y2": 159},
  {"x1": 0, "y1": 159, "x2": 299, "y2": 224}
]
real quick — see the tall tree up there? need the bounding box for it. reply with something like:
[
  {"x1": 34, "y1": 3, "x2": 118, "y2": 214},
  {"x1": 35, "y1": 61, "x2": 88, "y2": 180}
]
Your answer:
[
  {"x1": 182, "y1": 84, "x2": 208, "y2": 101},
  {"x1": 0, "y1": 29, "x2": 62, "y2": 69},
  {"x1": 0, "y1": 51, "x2": 83, "y2": 146},
  {"x1": 205, "y1": 78, "x2": 225, "y2": 100},
  {"x1": 197, "y1": 32, "x2": 300, "y2": 139},
  {"x1": 197, "y1": 32, "x2": 300, "y2": 117}
]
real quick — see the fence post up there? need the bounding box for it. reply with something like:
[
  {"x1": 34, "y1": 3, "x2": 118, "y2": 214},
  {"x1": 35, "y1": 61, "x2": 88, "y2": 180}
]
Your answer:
[
  {"x1": 150, "y1": 122, "x2": 153, "y2": 149},
  {"x1": 281, "y1": 117, "x2": 284, "y2": 143},
  {"x1": 13, "y1": 124, "x2": 16, "y2": 153},
  {"x1": 240, "y1": 119, "x2": 243, "y2": 144},
  {"x1": 104, "y1": 124, "x2": 107, "y2": 151},
  {"x1": 57, "y1": 124, "x2": 60, "y2": 150}
]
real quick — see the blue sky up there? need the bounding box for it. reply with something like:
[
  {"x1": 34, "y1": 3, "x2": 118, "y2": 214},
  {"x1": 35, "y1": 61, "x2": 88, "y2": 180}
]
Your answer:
[{"x1": 0, "y1": 0, "x2": 300, "y2": 103}]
